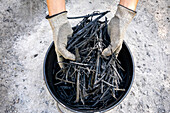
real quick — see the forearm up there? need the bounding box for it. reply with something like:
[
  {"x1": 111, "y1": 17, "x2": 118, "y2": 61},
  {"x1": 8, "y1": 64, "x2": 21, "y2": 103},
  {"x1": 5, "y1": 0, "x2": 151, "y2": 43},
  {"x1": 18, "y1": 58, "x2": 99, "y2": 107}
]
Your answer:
[
  {"x1": 119, "y1": 0, "x2": 139, "y2": 11},
  {"x1": 47, "y1": 0, "x2": 66, "y2": 16}
]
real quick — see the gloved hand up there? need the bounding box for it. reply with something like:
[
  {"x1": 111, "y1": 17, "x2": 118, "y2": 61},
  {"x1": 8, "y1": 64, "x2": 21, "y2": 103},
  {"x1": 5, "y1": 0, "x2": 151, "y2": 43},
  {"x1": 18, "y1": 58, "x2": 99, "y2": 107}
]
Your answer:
[
  {"x1": 102, "y1": 5, "x2": 136, "y2": 57},
  {"x1": 47, "y1": 11, "x2": 75, "y2": 68}
]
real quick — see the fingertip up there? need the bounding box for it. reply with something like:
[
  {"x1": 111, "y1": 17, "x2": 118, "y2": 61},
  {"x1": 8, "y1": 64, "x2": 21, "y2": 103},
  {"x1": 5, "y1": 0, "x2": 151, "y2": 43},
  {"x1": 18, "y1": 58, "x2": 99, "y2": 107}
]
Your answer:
[
  {"x1": 66, "y1": 52, "x2": 75, "y2": 61},
  {"x1": 56, "y1": 53, "x2": 64, "y2": 69},
  {"x1": 58, "y1": 62, "x2": 64, "y2": 69},
  {"x1": 59, "y1": 48, "x2": 76, "y2": 61},
  {"x1": 102, "y1": 49, "x2": 107, "y2": 56},
  {"x1": 102, "y1": 48, "x2": 111, "y2": 56},
  {"x1": 114, "y1": 45, "x2": 122, "y2": 57},
  {"x1": 69, "y1": 54, "x2": 76, "y2": 61}
]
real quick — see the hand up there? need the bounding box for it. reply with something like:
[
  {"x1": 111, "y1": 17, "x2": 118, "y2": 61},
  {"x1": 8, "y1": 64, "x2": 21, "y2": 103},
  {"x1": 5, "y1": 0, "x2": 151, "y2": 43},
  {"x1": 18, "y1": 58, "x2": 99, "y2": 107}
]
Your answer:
[
  {"x1": 47, "y1": 11, "x2": 75, "y2": 68},
  {"x1": 102, "y1": 5, "x2": 136, "y2": 57}
]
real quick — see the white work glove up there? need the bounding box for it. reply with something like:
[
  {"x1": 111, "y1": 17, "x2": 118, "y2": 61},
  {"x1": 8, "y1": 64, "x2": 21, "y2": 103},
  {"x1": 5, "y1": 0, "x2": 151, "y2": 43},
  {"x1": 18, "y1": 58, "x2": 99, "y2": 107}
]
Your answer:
[
  {"x1": 102, "y1": 5, "x2": 136, "y2": 56},
  {"x1": 47, "y1": 11, "x2": 75, "y2": 68}
]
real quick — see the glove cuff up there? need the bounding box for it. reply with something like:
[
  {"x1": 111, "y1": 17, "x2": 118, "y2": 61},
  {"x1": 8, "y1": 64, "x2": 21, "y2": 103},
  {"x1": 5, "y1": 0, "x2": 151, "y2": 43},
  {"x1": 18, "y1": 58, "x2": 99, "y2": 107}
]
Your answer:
[
  {"x1": 115, "y1": 4, "x2": 136, "y2": 24},
  {"x1": 118, "y1": 4, "x2": 137, "y2": 14},
  {"x1": 47, "y1": 11, "x2": 69, "y2": 29},
  {"x1": 46, "y1": 11, "x2": 67, "y2": 19}
]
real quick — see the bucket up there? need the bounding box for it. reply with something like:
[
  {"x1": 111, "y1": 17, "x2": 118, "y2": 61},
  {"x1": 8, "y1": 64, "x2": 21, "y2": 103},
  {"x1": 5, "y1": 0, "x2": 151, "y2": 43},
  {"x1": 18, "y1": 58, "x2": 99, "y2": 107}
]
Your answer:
[{"x1": 43, "y1": 41, "x2": 134, "y2": 113}]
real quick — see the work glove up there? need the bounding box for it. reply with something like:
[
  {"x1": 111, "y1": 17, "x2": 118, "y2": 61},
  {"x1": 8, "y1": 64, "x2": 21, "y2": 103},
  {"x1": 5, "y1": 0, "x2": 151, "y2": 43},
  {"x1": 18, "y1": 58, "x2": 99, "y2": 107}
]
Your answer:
[
  {"x1": 102, "y1": 5, "x2": 136, "y2": 57},
  {"x1": 47, "y1": 11, "x2": 75, "y2": 68}
]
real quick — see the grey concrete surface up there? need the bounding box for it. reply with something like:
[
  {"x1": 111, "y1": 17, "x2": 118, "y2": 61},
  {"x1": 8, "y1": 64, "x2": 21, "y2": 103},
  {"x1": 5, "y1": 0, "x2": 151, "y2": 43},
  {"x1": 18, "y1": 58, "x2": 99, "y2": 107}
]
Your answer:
[{"x1": 0, "y1": 0, "x2": 169, "y2": 113}]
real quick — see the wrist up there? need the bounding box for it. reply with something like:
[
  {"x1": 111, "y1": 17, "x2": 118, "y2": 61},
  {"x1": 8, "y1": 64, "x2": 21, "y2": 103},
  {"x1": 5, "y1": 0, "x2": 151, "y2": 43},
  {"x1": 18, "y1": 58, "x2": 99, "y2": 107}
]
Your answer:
[
  {"x1": 118, "y1": 4, "x2": 137, "y2": 14},
  {"x1": 49, "y1": 9, "x2": 66, "y2": 16},
  {"x1": 119, "y1": 0, "x2": 138, "y2": 11},
  {"x1": 47, "y1": 0, "x2": 66, "y2": 16}
]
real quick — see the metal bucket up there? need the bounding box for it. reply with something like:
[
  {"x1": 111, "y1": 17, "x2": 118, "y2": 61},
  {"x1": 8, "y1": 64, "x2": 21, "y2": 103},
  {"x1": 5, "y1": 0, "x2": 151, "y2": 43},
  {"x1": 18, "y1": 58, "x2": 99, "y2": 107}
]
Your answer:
[{"x1": 43, "y1": 41, "x2": 135, "y2": 113}]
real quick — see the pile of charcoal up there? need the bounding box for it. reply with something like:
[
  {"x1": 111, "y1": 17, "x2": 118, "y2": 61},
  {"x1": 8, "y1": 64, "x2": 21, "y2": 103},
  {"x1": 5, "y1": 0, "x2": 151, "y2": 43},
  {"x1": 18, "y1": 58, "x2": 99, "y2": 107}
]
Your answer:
[{"x1": 54, "y1": 11, "x2": 126, "y2": 110}]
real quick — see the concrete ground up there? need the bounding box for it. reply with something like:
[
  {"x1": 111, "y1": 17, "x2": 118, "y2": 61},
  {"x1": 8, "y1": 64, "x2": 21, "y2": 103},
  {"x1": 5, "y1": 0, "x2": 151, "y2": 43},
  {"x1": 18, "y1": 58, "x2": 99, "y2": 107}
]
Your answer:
[{"x1": 0, "y1": 0, "x2": 169, "y2": 113}]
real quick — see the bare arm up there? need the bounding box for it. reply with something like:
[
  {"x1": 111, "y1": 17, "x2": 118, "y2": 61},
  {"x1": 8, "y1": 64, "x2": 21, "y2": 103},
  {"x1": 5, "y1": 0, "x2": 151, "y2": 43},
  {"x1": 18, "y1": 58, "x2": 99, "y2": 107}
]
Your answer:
[
  {"x1": 47, "y1": 0, "x2": 66, "y2": 16},
  {"x1": 46, "y1": 0, "x2": 138, "y2": 15},
  {"x1": 119, "y1": 0, "x2": 139, "y2": 11}
]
